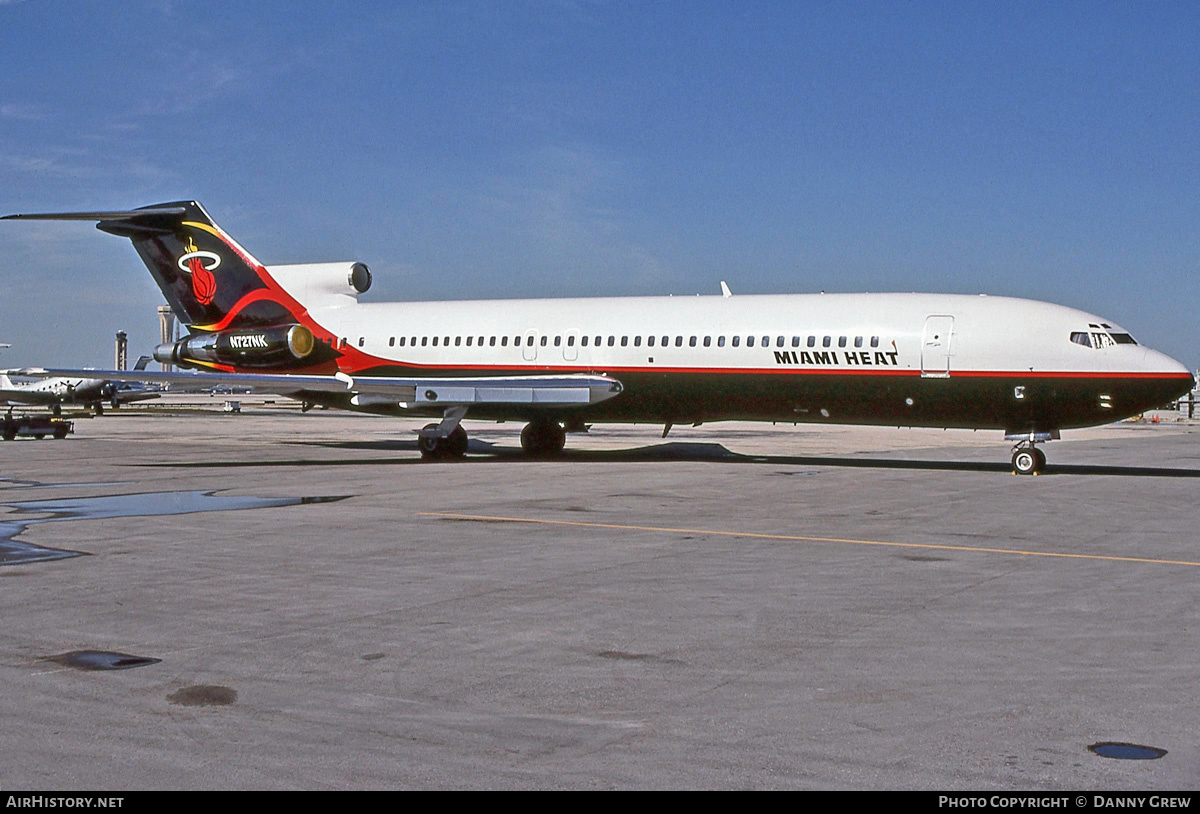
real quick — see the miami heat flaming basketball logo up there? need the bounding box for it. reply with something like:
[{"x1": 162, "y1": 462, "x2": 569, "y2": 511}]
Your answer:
[{"x1": 177, "y1": 238, "x2": 220, "y2": 305}]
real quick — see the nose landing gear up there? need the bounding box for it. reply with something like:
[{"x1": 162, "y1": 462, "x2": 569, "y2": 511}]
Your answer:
[
  {"x1": 1011, "y1": 444, "x2": 1046, "y2": 475},
  {"x1": 1007, "y1": 430, "x2": 1058, "y2": 476}
]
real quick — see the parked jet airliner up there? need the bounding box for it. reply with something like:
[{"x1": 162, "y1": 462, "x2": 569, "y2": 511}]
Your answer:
[{"x1": 3, "y1": 202, "x2": 1192, "y2": 473}]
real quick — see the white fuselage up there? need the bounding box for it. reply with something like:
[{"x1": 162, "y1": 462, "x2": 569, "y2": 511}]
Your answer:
[
  {"x1": 301, "y1": 291, "x2": 1178, "y2": 377},
  {"x1": 269, "y1": 286, "x2": 1190, "y2": 432}
]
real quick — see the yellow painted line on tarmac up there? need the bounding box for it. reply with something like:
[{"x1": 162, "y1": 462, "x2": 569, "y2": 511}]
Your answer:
[{"x1": 418, "y1": 512, "x2": 1200, "y2": 568}]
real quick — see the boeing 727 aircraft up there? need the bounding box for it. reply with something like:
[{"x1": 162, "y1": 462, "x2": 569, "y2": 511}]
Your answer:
[{"x1": 3, "y1": 202, "x2": 1192, "y2": 473}]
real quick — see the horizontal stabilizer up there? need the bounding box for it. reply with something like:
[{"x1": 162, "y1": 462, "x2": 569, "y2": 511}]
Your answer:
[{"x1": 1, "y1": 207, "x2": 187, "y2": 222}]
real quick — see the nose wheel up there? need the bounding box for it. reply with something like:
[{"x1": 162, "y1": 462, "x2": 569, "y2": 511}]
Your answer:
[
  {"x1": 1011, "y1": 444, "x2": 1046, "y2": 475},
  {"x1": 1007, "y1": 430, "x2": 1057, "y2": 476}
]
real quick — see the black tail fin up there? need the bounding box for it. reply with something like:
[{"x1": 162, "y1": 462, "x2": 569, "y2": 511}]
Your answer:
[{"x1": 3, "y1": 201, "x2": 302, "y2": 332}]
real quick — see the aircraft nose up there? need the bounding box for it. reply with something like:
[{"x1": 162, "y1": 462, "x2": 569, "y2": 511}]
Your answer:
[
  {"x1": 1144, "y1": 347, "x2": 1195, "y2": 389},
  {"x1": 1155, "y1": 349, "x2": 1193, "y2": 380}
]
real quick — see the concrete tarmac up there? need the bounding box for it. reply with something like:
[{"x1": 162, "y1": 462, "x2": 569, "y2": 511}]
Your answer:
[{"x1": 1, "y1": 403, "x2": 1198, "y2": 789}]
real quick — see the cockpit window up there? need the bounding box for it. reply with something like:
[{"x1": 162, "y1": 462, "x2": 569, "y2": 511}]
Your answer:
[{"x1": 1073, "y1": 330, "x2": 1136, "y2": 349}]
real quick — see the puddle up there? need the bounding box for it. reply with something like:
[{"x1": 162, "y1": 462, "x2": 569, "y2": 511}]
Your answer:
[
  {"x1": 0, "y1": 490, "x2": 350, "y2": 566},
  {"x1": 46, "y1": 650, "x2": 161, "y2": 671},
  {"x1": 1089, "y1": 742, "x2": 1167, "y2": 760}
]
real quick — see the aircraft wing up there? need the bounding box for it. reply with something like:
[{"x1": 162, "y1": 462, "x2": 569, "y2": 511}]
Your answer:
[{"x1": 15, "y1": 368, "x2": 623, "y2": 409}]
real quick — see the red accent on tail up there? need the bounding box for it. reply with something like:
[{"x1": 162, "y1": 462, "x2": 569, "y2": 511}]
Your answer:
[{"x1": 189, "y1": 256, "x2": 216, "y2": 305}]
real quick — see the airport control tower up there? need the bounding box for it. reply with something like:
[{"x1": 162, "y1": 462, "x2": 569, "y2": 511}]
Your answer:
[{"x1": 114, "y1": 330, "x2": 127, "y2": 371}]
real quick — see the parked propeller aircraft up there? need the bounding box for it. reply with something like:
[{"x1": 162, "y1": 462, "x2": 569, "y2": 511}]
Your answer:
[
  {"x1": 0, "y1": 356, "x2": 158, "y2": 415},
  {"x1": 3, "y1": 202, "x2": 1192, "y2": 473}
]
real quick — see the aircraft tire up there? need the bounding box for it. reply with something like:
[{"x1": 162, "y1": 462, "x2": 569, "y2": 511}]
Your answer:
[
  {"x1": 521, "y1": 421, "x2": 566, "y2": 456},
  {"x1": 418, "y1": 424, "x2": 441, "y2": 459},
  {"x1": 446, "y1": 426, "x2": 469, "y2": 456},
  {"x1": 418, "y1": 423, "x2": 468, "y2": 460},
  {"x1": 1012, "y1": 448, "x2": 1043, "y2": 475}
]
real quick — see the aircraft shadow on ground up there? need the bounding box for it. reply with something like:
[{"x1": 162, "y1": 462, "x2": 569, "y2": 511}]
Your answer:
[{"x1": 139, "y1": 439, "x2": 1200, "y2": 478}]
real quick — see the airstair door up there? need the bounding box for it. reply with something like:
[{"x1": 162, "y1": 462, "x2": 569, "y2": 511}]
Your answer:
[{"x1": 921, "y1": 315, "x2": 954, "y2": 378}]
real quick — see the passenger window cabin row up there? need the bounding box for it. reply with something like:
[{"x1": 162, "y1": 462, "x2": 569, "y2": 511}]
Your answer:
[
  {"x1": 334, "y1": 329, "x2": 1138, "y2": 352},
  {"x1": 341, "y1": 334, "x2": 887, "y2": 350}
]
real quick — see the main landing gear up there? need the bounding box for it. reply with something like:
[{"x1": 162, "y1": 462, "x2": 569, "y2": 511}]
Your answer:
[
  {"x1": 418, "y1": 423, "x2": 468, "y2": 459},
  {"x1": 1007, "y1": 431, "x2": 1058, "y2": 476},
  {"x1": 520, "y1": 419, "x2": 566, "y2": 456},
  {"x1": 417, "y1": 406, "x2": 569, "y2": 460},
  {"x1": 417, "y1": 412, "x2": 570, "y2": 460},
  {"x1": 418, "y1": 405, "x2": 469, "y2": 460}
]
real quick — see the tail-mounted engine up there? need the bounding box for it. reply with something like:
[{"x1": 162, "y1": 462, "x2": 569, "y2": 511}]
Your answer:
[{"x1": 155, "y1": 324, "x2": 319, "y2": 370}]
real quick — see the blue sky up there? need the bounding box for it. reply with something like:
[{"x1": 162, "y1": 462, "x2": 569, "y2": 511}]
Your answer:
[{"x1": 1, "y1": 1, "x2": 1198, "y2": 369}]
